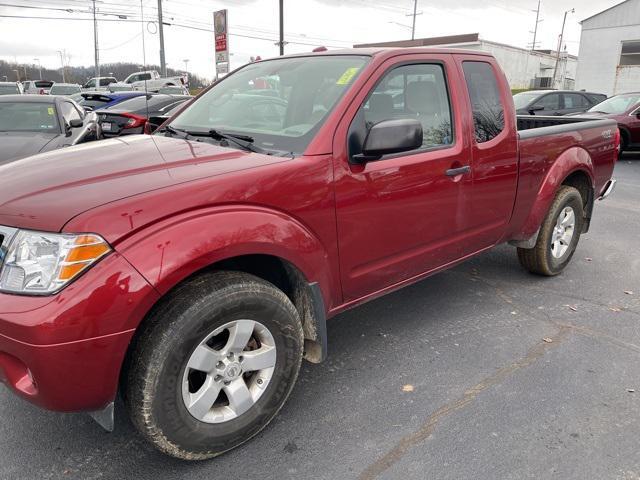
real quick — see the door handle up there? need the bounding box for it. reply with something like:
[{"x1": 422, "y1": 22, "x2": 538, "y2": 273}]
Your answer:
[{"x1": 445, "y1": 165, "x2": 471, "y2": 177}]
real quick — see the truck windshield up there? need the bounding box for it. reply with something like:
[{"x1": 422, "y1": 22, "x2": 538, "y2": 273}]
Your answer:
[
  {"x1": 588, "y1": 94, "x2": 640, "y2": 114},
  {"x1": 169, "y1": 55, "x2": 369, "y2": 155},
  {"x1": 0, "y1": 102, "x2": 59, "y2": 132}
]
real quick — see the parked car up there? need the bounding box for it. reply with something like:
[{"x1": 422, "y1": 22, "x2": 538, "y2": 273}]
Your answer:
[
  {"x1": 0, "y1": 82, "x2": 23, "y2": 95},
  {"x1": 568, "y1": 92, "x2": 640, "y2": 153},
  {"x1": 109, "y1": 70, "x2": 188, "y2": 92},
  {"x1": 0, "y1": 95, "x2": 101, "y2": 165},
  {"x1": 82, "y1": 76, "x2": 118, "y2": 91},
  {"x1": 22, "y1": 80, "x2": 54, "y2": 95},
  {"x1": 513, "y1": 89, "x2": 606, "y2": 116},
  {"x1": 49, "y1": 83, "x2": 82, "y2": 96},
  {"x1": 0, "y1": 49, "x2": 618, "y2": 460},
  {"x1": 95, "y1": 93, "x2": 190, "y2": 137},
  {"x1": 76, "y1": 91, "x2": 148, "y2": 111},
  {"x1": 145, "y1": 103, "x2": 185, "y2": 133}
]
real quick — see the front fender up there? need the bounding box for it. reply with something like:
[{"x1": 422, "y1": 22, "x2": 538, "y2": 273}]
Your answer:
[
  {"x1": 516, "y1": 146, "x2": 594, "y2": 239},
  {"x1": 115, "y1": 205, "x2": 334, "y2": 308}
]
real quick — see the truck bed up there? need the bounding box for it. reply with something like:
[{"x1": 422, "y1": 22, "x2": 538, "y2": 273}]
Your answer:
[{"x1": 508, "y1": 115, "x2": 618, "y2": 241}]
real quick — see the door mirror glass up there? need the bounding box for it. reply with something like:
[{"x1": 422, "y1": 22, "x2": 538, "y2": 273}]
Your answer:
[
  {"x1": 354, "y1": 119, "x2": 423, "y2": 162},
  {"x1": 529, "y1": 104, "x2": 545, "y2": 112},
  {"x1": 69, "y1": 118, "x2": 83, "y2": 128}
]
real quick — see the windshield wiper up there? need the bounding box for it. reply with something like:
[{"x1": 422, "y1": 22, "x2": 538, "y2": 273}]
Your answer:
[
  {"x1": 186, "y1": 129, "x2": 269, "y2": 155},
  {"x1": 158, "y1": 125, "x2": 189, "y2": 137}
]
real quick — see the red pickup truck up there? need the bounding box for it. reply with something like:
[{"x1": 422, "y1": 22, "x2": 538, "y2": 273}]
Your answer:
[{"x1": 0, "y1": 48, "x2": 618, "y2": 459}]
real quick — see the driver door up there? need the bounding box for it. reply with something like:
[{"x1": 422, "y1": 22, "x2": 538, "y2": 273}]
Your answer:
[{"x1": 333, "y1": 55, "x2": 475, "y2": 301}]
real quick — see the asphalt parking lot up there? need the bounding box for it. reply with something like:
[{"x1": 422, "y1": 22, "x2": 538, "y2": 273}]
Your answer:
[{"x1": 1, "y1": 156, "x2": 639, "y2": 480}]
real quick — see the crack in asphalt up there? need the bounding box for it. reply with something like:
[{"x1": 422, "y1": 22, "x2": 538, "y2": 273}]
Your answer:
[{"x1": 358, "y1": 326, "x2": 572, "y2": 480}]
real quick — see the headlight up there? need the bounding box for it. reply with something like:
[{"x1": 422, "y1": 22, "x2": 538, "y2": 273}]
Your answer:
[{"x1": 0, "y1": 230, "x2": 111, "y2": 295}]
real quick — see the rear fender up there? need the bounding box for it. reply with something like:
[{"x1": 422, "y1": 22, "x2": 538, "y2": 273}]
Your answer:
[
  {"x1": 115, "y1": 205, "x2": 333, "y2": 311},
  {"x1": 517, "y1": 146, "x2": 594, "y2": 239}
]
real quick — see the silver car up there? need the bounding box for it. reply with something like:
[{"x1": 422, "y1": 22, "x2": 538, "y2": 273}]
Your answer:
[
  {"x1": 49, "y1": 83, "x2": 82, "y2": 96},
  {"x1": 0, "y1": 82, "x2": 23, "y2": 95},
  {"x1": 22, "y1": 80, "x2": 54, "y2": 95}
]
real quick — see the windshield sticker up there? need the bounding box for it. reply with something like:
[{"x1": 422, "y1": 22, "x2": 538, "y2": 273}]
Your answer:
[
  {"x1": 336, "y1": 67, "x2": 360, "y2": 85},
  {"x1": 47, "y1": 107, "x2": 54, "y2": 115}
]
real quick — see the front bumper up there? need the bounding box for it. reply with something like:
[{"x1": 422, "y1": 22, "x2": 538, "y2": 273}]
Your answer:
[{"x1": 0, "y1": 252, "x2": 160, "y2": 412}]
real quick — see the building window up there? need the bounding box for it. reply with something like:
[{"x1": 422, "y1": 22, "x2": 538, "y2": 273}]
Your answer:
[{"x1": 620, "y1": 40, "x2": 640, "y2": 66}]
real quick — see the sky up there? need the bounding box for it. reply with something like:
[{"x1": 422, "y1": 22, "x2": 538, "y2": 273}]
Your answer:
[{"x1": 0, "y1": 0, "x2": 623, "y2": 81}]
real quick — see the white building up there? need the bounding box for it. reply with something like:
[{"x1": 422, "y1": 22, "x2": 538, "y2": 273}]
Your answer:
[
  {"x1": 576, "y1": 0, "x2": 640, "y2": 96},
  {"x1": 355, "y1": 33, "x2": 578, "y2": 90}
]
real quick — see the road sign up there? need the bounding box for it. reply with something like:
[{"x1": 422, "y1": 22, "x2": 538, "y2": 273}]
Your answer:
[{"x1": 214, "y1": 9, "x2": 229, "y2": 76}]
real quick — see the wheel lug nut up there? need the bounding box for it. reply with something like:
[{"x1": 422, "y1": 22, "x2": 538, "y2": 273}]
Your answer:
[
  {"x1": 238, "y1": 356, "x2": 244, "y2": 361},
  {"x1": 214, "y1": 375, "x2": 222, "y2": 382},
  {"x1": 224, "y1": 380, "x2": 230, "y2": 385},
  {"x1": 257, "y1": 378, "x2": 263, "y2": 385},
  {"x1": 227, "y1": 353, "x2": 234, "y2": 360},
  {"x1": 216, "y1": 361, "x2": 225, "y2": 369}
]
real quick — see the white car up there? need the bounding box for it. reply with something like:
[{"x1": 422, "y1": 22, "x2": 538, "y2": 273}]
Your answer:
[
  {"x1": 22, "y1": 80, "x2": 54, "y2": 94},
  {"x1": 82, "y1": 77, "x2": 118, "y2": 91},
  {"x1": 110, "y1": 70, "x2": 188, "y2": 93}
]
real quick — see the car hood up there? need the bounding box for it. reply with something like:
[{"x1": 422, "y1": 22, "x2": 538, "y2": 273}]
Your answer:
[
  {"x1": 0, "y1": 135, "x2": 288, "y2": 232},
  {"x1": 0, "y1": 131, "x2": 59, "y2": 165}
]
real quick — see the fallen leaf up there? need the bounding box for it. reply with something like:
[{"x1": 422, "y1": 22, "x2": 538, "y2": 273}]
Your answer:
[
  {"x1": 402, "y1": 384, "x2": 415, "y2": 392},
  {"x1": 510, "y1": 311, "x2": 517, "y2": 315},
  {"x1": 609, "y1": 307, "x2": 622, "y2": 312},
  {"x1": 568, "y1": 305, "x2": 578, "y2": 312},
  {"x1": 624, "y1": 290, "x2": 634, "y2": 295},
  {"x1": 584, "y1": 257, "x2": 592, "y2": 262},
  {"x1": 543, "y1": 337, "x2": 553, "y2": 343},
  {"x1": 627, "y1": 388, "x2": 635, "y2": 393}
]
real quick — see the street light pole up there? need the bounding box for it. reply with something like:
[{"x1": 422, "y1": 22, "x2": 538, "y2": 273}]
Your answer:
[
  {"x1": 57, "y1": 50, "x2": 66, "y2": 83},
  {"x1": 34, "y1": 58, "x2": 42, "y2": 79},
  {"x1": 183, "y1": 58, "x2": 189, "y2": 73},
  {"x1": 158, "y1": 0, "x2": 167, "y2": 76},
  {"x1": 552, "y1": 8, "x2": 574, "y2": 87},
  {"x1": 411, "y1": 0, "x2": 417, "y2": 40},
  {"x1": 93, "y1": 0, "x2": 100, "y2": 78}
]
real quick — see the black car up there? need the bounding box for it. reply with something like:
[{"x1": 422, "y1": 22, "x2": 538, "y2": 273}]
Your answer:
[
  {"x1": 513, "y1": 90, "x2": 607, "y2": 116},
  {"x1": 96, "y1": 94, "x2": 190, "y2": 137},
  {"x1": 0, "y1": 95, "x2": 101, "y2": 165}
]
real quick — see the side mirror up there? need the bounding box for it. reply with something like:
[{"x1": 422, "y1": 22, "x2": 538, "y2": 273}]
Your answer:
[
  {"x1": 528, "y1": 105, "x2": 544, "y2": 114},
  {"x1": 352, "y1": 118, "x2": 423, "y2": 163},
  {"x1": 69, "y1": 118, "x2": 84, "y2": 128}
]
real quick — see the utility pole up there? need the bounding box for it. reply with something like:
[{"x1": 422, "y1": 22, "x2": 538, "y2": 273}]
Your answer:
[
  {"x1": 529, "y1": 0, "x2": 543, "y2": 50},
  {"x1": 57, "y1": 50, "x2": 66, "y2": 82},
  {"x1": 411, "y1": 0, "x2": 417, "y2": 40},
  {"x1": 158, "y1": 0, "x2": 167, "y2": 76},
  {"x1": 183, "y1": 58, "x2": 189, "y2": 73},
  {"x1": 93, "y1": 0, "x2": 100, "y2": 78},
  {"x1": 279, "y1": 0, "x2": 284, "y2": 55},
  {"x1": 552, "y1": 8, "x2": 574, "y2": 87}
]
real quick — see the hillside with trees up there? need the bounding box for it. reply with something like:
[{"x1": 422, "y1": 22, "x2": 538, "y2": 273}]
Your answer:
[{"x1": 0, "y1": 60, "x2": 210, "y2": 88}]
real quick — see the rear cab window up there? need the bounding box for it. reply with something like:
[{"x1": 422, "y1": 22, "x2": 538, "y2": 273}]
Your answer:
[{"x1": 462, "y1": 61, "x2": 505, "y2": 143}]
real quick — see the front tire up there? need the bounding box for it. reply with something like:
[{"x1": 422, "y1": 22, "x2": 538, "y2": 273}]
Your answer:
[
  {"x1": 517, "y1": 186, "x2": 584, "y2": 276},
  {"x1": 124, "y1": 271, "x2": 304, "y2": 460}
]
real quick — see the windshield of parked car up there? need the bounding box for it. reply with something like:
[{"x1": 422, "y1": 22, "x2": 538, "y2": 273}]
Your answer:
[
  {"x1": 0, "y1": 85, "x2": 20, "y2": 95},
  {"x1": 513, "y1": 92, "x2": 542, "y2": 110},
  {"x1": 588, "y1": 94, "x2": 640, "y2": 114},
  {"x1": 169, "y1": 55, "x2": 369, "y2": 155},
  {"x1": 0, "y1": 102, "x2": 59, "y2": 132},
  {"x1": 50, "y1": 85, "x2": 81, "y2": 95}
]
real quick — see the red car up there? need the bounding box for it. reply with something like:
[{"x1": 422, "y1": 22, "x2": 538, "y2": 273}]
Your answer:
[
  {"x1": 571, "y1": 92, "x2": 640, "y2": 153},
  {"x1": 0, "y1": 48, "x2": 618, "y2": 460}
]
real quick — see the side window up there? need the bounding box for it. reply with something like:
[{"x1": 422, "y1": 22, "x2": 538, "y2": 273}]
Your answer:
[
  {"x1": 60, "y1": 102, "x2": 82, "y2": 124},
  {"x1": 140, "y1": 73, "x2": 152, "y2": 81},
  {"x1": 85, "y1": 79, "x2": 96, "y2": 88},
  {"x1": 564, "y1": 93, "x2": 589, "y2": 109},
  {"x1": 99, "y1": 78, "x2": 111, "y2": 86},
  {"x1": 361, "y1": 63, "x2": 453, "y2": 148},
  {"x1": 462, "y1": 61, "x2": 505, "y2": 143},
  {"x1": 126, "y1": 75, "x2": 137, "y2": 84},
  {"x1": 538, "y1": 93, "x2": 562, "y2": 110}
]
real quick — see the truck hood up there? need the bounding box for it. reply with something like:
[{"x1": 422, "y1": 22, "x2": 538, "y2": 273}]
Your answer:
[
  {"x1": 0, "y1": 131, "x2": 58, "y2": 165},
  {"x1": 0, "y1": 135, "x2": 287, "y2": 232}
]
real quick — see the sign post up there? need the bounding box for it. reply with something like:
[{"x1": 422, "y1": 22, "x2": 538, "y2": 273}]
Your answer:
[{"x1": 214, "y1": 9, "x2": 229, "y2": 76}]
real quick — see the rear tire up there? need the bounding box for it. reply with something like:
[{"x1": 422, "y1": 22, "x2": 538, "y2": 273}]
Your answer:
[
  {"x1": 124, "y1": 271, "x2": 304, "y2": 460},
  {"x1": 517, "y1": 186, "x2": 584, "y2": 276}
]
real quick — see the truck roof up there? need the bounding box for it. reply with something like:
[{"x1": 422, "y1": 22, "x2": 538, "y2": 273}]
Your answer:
[{"x1": 270, "y1": 47, "x2": 494, "y2": 60}]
